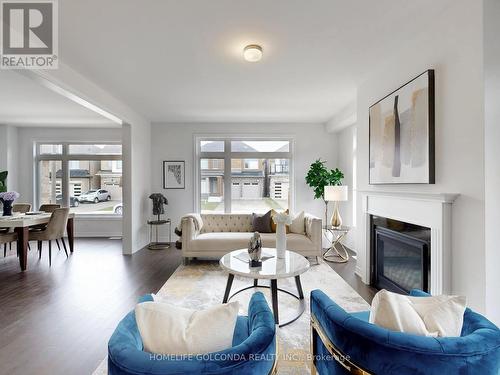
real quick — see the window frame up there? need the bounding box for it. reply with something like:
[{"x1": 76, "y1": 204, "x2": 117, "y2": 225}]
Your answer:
[
  {"x1": 35, "y1": 142, "x2": 122, "y2": 217},
  {"x1": 194, "y1": 135, "x2": 294, "y2": 214}
]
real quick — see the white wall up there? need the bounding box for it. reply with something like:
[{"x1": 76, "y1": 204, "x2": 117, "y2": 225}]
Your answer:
[
  {"x1": 15, "y1": 126, "x2": 123, "y2": 237},
  {"x1": 335, "y1": 124, "x2": 356, "y2": 250},
  {"x1": 355, "y1": 1, "x2": 486, "y2": 313},
  {"x1": 122, "y1": 123, "x2": 151, "y2": 253},
  {"x1": 28, "y1": 64, "x2": 152, "y2": 253},
  {"x1": 484, "y1": 0, "x2": 500, "y2": 325},
  {"x1": 151, "y1": 123, "x2": 337, "y2": 240},
  {"x1": 0, "y1": 124, "x2": 18, "y2": 191}
]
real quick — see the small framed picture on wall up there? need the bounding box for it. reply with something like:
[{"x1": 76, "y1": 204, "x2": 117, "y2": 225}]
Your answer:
[{"x1": 163, "y1": 161, "x2": 185, "y2": 189}]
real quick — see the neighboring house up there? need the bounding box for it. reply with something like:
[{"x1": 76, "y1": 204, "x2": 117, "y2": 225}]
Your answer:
[
  {"x1": 96, "y1": 160, "x2": 123, "y2": 201},
  {"x1": 40, "y1": 160, "x2": 122, "y2": 203},
  {"x1": 200, "y1": 151, "x2": 289, "y2": 201},
  {"x1": 56, "y1": 165, "x2": 96, "y2": 197}
]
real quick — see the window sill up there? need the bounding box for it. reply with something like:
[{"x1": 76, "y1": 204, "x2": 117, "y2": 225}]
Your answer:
[{"x1": 74, "y1": 214, "x2": 122, "y2": 220}]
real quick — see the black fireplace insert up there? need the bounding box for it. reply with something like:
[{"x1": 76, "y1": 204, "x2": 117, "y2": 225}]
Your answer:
[{"x1": 371, "y1": 216, "x2": 430, "y2": 294}]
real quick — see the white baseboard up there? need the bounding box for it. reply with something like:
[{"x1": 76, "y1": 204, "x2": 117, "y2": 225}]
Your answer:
[{"x1": 75, "y1": 232, "x2": 122, "y2": 238}]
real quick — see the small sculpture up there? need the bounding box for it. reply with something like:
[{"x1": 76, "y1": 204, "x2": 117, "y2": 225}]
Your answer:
[
  {"x1": 248, "y1": 232, "x2": 262, "y2": 267},
  {"x1": 149, "y1": 193, "x2": 168, "y2": 221}
]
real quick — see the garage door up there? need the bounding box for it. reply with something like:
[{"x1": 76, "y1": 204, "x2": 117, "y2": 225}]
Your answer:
[
  {"x1": 232, "y1": 182, "x2": 241, "y2": 199},
  {"x1": 242, "y1": 182, "x2": 260, "y2": 199}
]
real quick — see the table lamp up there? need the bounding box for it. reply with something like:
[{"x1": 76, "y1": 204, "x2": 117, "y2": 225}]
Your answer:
[{"x1": 324, "y1": 185, "x2": 348, "y2": 229}]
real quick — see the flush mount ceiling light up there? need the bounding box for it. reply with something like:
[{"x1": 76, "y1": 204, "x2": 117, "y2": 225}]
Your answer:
[{"x1": 243, "y1": 44, "x2": 263, "y2": 62}]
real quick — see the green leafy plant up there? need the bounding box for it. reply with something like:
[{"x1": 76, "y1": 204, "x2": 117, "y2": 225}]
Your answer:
[
  {"x1": 0, "y1": 171, "x2": 7, "y2": 193},
  {"x1": 305, "y1": 160, "x2": 344, "y2": 223},
  {"x1": 305, "y1": 160, "x2": 344, "y2": 200}
]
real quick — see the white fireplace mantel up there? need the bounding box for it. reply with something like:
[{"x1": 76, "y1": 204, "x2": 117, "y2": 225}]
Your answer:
[
  {"x1": 356, "y1": 190, "x2": 460, "y2": 295},
  {"x1": 357, "y1": 190, "x2": 460, "y2": 203}
]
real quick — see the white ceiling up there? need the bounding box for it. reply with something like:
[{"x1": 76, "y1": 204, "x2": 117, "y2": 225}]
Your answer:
[
  {"x1": 57, "y1": 0, "x2": 454, "y2": 123},
  {"x1": 0, "y1": 71, "x2": 117, "y2": 127},
  {"x1": 1, "y1": 1, "x2": 455, "y2": 126}
]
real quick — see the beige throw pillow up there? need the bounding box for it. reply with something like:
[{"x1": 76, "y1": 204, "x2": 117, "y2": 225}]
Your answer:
[
  {"x1": 369, "y1": 289, "x2": 466, "y2": 337},
  {"x1": 135, "y1": 300, "x2": 239, "y2": 355},
  {"x1": 290, "y1": 211, "x2": 305, "y2": 234}
]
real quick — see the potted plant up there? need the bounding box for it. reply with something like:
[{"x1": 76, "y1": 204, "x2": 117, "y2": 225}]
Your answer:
[
  {"x1": 0, "y1": 171, "x2": 7, "y2": 193},
  {"x1": 305, "y1": 159, "x2": 344, "y2": 225}
]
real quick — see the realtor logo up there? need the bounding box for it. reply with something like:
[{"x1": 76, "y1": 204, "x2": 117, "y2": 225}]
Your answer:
[{"x1": 1, "y1": 0, "x2": 58, "y2": 69}]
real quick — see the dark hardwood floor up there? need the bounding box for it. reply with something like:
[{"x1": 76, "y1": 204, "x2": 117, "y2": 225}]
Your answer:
[
  {"x1": 325, "y1": 249, "x2": 378, "y2": 304},
  {"x1": 0, "y1": 239, "x2": 374, "y2": 375},
  {"x1": 0, "y1": 238, "x2": 182, "y2": 375}
]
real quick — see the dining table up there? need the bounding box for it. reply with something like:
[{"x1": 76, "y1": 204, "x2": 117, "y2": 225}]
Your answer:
[{"x1": 0, "y1": 212, "x2": 75, "y2": 271}]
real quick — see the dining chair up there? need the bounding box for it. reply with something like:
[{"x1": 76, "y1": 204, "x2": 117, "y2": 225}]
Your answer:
[
  {"x1": 32, "y1": 204, "x2": 62, "y2": 250},
  {"x1": 12, "y1": 203, "x2": 31, "y2": 214},
  {"x1": 29, "y1": 208, "x2": 70, "y2": 266},
  {"x1": 1, "y1": 231, "x2": 18, "y2": 257},
  {"x1": 39, "y1": 204, "x2": 61, "y2": 213},
  {"x1": 4, "y1": 203, "x2": 32, "y2": 254}
]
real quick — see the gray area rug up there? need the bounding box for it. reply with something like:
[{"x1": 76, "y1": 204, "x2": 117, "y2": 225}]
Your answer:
[{"x1": 93, "y1": 259, "x2": 369, "y2": 374}]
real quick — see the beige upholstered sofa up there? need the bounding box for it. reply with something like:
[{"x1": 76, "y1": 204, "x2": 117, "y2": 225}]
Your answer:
[{"x1": 181, "y1": 213, "x2": 322, "y2": 262}]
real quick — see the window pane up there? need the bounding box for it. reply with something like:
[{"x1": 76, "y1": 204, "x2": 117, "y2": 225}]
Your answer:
[
  {"x1": 68, "y1": 144, "x2": 122, "y2": 155},
  {"x1": 200, "y1": 141, "x2": 224, "y2": 152},
  {"x1": 38, "y1": 160, "x2": 62, "y2": 206},
  {"x1": 69, "y1": 160, "x2": 122, "y2": 215},
  {"x1": 231, "y1": 140, "x2": 289, "y2": 152},
  {"x1": 201, "y1": 159, "x2": 224, "y2": 213},
  {"x1": 39, "y1": 144, "x2": 62, "y2": 155},
  {"x1": 231, "y1": 158, "x2": 289, "y2": 214}
]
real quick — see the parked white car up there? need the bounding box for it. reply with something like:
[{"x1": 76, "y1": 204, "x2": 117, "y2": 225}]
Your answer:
[
  {"x1": 113, "y1": 203, "x2": 123, "y2": 215},
  {"x1": 79, "y1": 189, "x2": 111, "y2": 203}
]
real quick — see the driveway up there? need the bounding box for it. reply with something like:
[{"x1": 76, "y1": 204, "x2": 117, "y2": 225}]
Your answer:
[{"x1": 71, "y1": 199, "x2": 122, "y2": 214}]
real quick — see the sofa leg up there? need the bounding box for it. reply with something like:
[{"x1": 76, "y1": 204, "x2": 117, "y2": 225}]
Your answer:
[{"x1": 182, "y1": 257, "x2": 189, "y2": 266}]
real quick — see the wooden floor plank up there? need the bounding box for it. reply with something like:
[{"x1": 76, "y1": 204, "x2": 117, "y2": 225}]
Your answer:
[
  {"x1": 0, "y1": 239, "x2": 182, "y2": 375},
  {"x1": 0, "y1": 239, "x2": 374, "y2": 375}
]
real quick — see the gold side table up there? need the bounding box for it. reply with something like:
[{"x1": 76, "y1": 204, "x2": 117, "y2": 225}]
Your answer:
[
  {"x1": 323, "y1": 225, "x2": 350, "y2": 263},
  {"x1": 147, "y1": 219, "x2": 171, "y2": 250}
]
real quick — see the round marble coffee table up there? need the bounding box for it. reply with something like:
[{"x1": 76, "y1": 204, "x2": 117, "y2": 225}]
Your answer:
[{"x1": 219, "y1": 248, "x2": 310, "y2": 327}]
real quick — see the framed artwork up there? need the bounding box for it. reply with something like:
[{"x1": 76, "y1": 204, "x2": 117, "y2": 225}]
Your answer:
[
  {"x1": 369, "y1": 70, "x2": 435, "y2": 184},
  {"x1": 163, "y1": 161, "x2": 185, "y2": 189}
]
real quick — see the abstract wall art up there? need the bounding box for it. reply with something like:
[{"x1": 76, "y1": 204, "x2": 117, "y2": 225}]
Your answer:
[
  {"x1": 369, "y1": 70, "x2": 435, "y2": 184},
  {"x1": 163, "y1": 161, "x2": 185, "y2": 189}
]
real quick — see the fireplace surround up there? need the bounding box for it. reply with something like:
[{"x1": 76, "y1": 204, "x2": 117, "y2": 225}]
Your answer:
[{"x1": 358, "y1": 191, "x2": 459, "y2": 295}]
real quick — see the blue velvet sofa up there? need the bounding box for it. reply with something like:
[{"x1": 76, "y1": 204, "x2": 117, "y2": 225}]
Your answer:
[
  {"x1": 108, "y1": 292, "x2": 276, "y2": 375},
  {"x1": 310, "y1": 289, "x2": 500, "y2": 375}
]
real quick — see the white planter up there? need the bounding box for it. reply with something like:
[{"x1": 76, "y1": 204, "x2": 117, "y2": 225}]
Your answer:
[{"x1": 276, "y1": 222, "x2": 286, "y2": 259}]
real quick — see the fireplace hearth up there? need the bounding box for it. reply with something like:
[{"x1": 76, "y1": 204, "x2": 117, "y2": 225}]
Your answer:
[{"x1": 370, "y1": 216, "x2": 430, "y2": 294}]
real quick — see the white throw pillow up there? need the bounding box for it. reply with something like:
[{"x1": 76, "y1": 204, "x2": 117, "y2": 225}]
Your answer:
[
  {"x1": 369, "y1": 289, "x2": 466, "y2": 337},
  {"x1": 135, "y1": 300, "x2": 239, "y2": 355},
  {"x1": 290, "y1": 211, "x2": 305, "y2": 234}
]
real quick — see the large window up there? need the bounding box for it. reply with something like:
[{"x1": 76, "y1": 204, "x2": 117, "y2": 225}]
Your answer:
[
  {"x1": 36, "y1": 143, "x2": 122, "y2": 216},
  {"x1": 197, "y1": 138, "x2": 292, "y2": 214},
  {"x1": 200, "y1": 158, "x2": 224, "y2": 213}
]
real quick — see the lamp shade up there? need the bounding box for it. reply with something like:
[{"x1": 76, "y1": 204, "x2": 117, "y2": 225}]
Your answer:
[{"x1": 324, "y1": 185, "x2": 348, "y2": 202}]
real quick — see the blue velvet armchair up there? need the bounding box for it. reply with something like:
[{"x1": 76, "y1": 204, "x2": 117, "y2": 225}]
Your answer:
[
  {"x1": 310, "y1": 289, "x2": 500, "y2": 375},
  {"x1": 108, "y1": 292, "x2": 276, "y2": 375}
]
